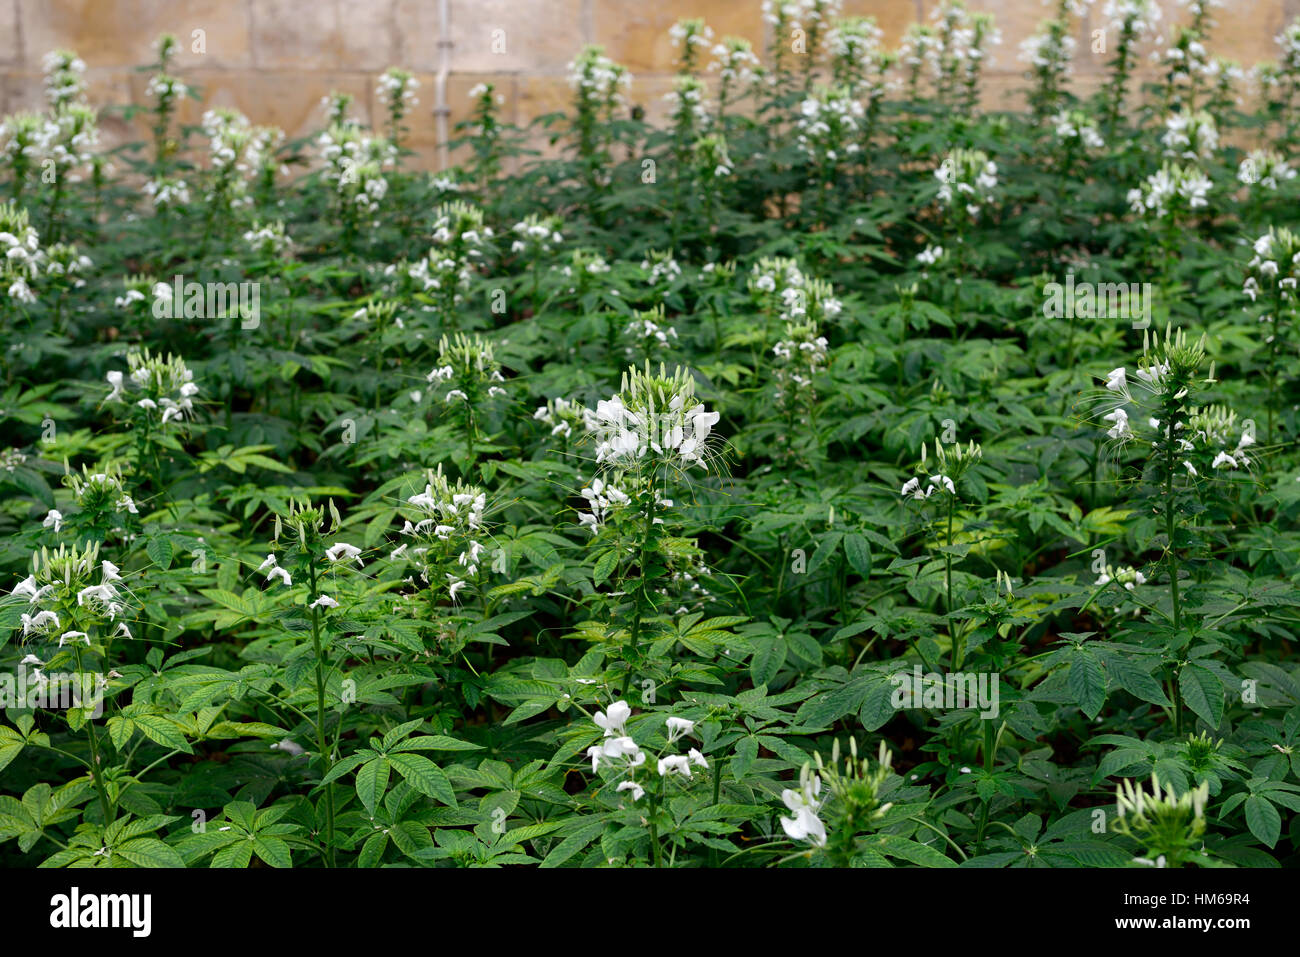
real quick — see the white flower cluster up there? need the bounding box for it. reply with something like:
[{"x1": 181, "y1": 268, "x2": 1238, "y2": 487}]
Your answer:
[
  {"x1": 425, "y1": 332, "x2": 507, "y2": 406},
  {"x1": 640, "y1": 250, "x2": 682, "y2": 287},
  {"x1": 669, "y1": 18, "x2": 714, "y2": 51},
  {"x1": 510, "y1": 213, "x2": 564, "y2": 256},
  {"x1": 1101, "y1": 355, "x2": 1210, "y2": 477},
  {"x1": 795, "y1": 85, "x2": 864, "y2": 163},
  {"x1": 66, "y1": 465, "x2": 139, "y2": 518},
  {"x1": 590, "y1": 364, "x2": 721, "y2": 471},
  {"x1": 750, "y1": 259, "x2": 843, "y2": 324},
  {"x1": 245, "y1": 125, "x2": 286, "y2": 183},
  {"x1": 1189, "y1": 405, "x2": 1254, "y2": 471},
  {"x1": 42, "y1": 49, "x2": 87, "y2": 109},
  {"x1": 1020, "y1": 26, "x2": 1075, "y2": 73},
  {"x1": 1243, "y1": 227, "x2": 1300, "y2": 306},
  {"x1": 12, "y1": 543, "x2": 133, "y2": 656},
  {"x1": 917, "y1": 244, "x2": 945, "y2": 268},
  {"x1": 781, "y1": 763, "x2": 826, "y2": 846},
  {"x1": 1103, "y1": 0, "x2": 1162, "y2": 35},
  {"x1": 664, "y1": 76, "x2": 710, "y2": 129},
  {"x1": 242, "y1": 220, "x2": 292, "y2": 258},
  {"x1": 1054, "y1": 109, "x2": 1104, "y2": 149},
  {"x1": 1153, "y1": 29, "x2": 1211, "y2": 86},
  {"x1": 1161, "y1": 109, "x2": 1218, "y2": 161},
  {"x1": 43, "y1": 244, "x2": 93, "y2": 288},
  {"x1": 200, "y1": 108, "x2": 257, "y2": 209},
  {"x1": 935, "y1": 148, "x2": 998, "y2": 220},
  {"x1": 144, "y1": 73, "x2": 190, "y2": 108},
  {"x1": 772, "y1": 321, "x2": 830, "y2": 407},
  {"x1": 1126, "y1": 162, "x2": 1211, "y2": 219},
  {"x1": 1238, "y1": 150, "x2": 1295, "y2": 191},
  {"x1": 623, "y1": 304, "x2": 678, "y2": 359},
  {"x1": 394, "y1": 467, "x2": 490, "y2": 601},
  {"x1": 566, "y1": 47, "x2": 631, "y2": 106},
  {"x1": 2, "y1": 448, "x2": 27, "y2": 473},
  {"x1": 577, "y1": 475, "x2": 633, "y2": 535},
  {"x1": 317, "y1": 124, "x2": 395, "y2": 217},
  {"x1": 104, "y1": 349, "x2": 200, "y2": 427},
  {"x1": 761, "y1": 0, "x2": 803, "y2": 31},
  {"x1": 900, "y1": 474, "x2": 956, "y2": 499},
  {"x1": 412, "y1": 201, "x2": 493, "y2": 299},
  {"x1": 40, "y1": 103, "x2": 100, "y2": 182},
  {"x1": 1095, "y1": 564, "x2": 1147, "y2": 590},
  {"x1": 710, "y1": 37, "x2": 761, "y2": 93},
  {"x1": 585, "y1": 700, "x2": 707, "y2": 801},
  {"x1": 828, "y1": 15, "x2": 883, "y2": 64},
  {"x1": 534, "y1": 395, "x2": 592, "y2": 441},
  {"x1": 377, "y1": 67, "x2": 420, "y2": 109},
  {"x1": 142, "y1": 176, "x2": 191, "y2": 210},
  {"x1": 1276, "y1": 18, "x2": 1300, "y2": 75},
  {"x1": 923, "y1": 1, "x2": 1003, "y2": 94},
  {"x1": 1, "y1": 202, "x2": 44, "y2": 304}
]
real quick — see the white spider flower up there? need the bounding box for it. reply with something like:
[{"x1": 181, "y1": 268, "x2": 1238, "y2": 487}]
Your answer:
[
  {"x1": 586, "y1": 735, "x2": 646, "y2": 774},
  {"x1": 616, "y1": 780, "x2": 645, "y2": 801},
  {"x1": 658, "y1": 754, "x2": 693, "y2": 778},
  {"x1": 310, "y1": 595, "x2": 339, "y2": 609},
  {"x1": 666, "y1": 716, "x2": 695, "y2": 743},
  {"x1": 780, "y1": 765, "x2": 827, "y2": 847},
  {"x1": 594, "y1": 700, "x2": 632, "y2": 737},
  {"x1": 325, "y1": 542, "x2": 363, "y2": 566}
]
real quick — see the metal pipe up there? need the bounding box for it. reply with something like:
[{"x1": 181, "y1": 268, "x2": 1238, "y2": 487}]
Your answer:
[{"x1": 435, "y1": 0, "x2": 452, "y2": 170}]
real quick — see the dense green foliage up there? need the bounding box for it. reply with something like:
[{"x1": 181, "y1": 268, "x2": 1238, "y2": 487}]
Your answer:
[{"x1": 3, "y1": 2, "x2": 1300, "y2": 868}]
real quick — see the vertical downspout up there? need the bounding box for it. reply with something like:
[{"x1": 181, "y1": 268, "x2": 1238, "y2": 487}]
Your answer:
[{"x1": 435, "y1": 0, "x2": 452, "y2": 170}]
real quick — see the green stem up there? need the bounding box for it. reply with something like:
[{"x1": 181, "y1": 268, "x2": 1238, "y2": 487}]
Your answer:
[
  {"x1": 621, "y1": 469, "x2": 659, "y2": 698},
  {"x1": 308, "y1": 558, "x2": 337, "y2": 867}
]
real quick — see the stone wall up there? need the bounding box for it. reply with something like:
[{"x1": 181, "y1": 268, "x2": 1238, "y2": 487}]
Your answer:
[{"x1": 1, "y1": 0, "x2": 1297, "y2": 170}]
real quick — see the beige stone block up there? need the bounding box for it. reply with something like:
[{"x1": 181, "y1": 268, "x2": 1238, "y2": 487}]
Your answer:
[
  {"x1": 249, "y1": 0, "x2": 344, "y2": 70},
  {"x1": 19, "y1": 0, "x2": 253, "y2": 70},
  {"x1": 449, "y1": 0, "x2": 583, "y2": 73},
  {"x1": 394, "y1": 0, "x2": 446, "y2": 69},
  {"x1": 339, "y1": 0, "x2": 404, "y2": 71},
  {"x1": 0, "y1": 0, "x2": 20, "y2": 64}
]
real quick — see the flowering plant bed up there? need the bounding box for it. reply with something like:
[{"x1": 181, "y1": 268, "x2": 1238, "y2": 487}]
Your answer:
[{"x1": 2, "y1": 2, "x2": 1300, "y2": 869}]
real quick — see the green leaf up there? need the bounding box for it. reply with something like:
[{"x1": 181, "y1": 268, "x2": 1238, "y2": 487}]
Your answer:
[
  {"x1": 355, "y1": 757, "x2": 391, "y2": 814},
  {"x1": 540, "y1": 816, "x2": 608, "y2": 868},
  {"x1": 592, "y1": 549, "x2": 618, "y2": 585},
  {"x1": 146, "y1": 535, "x2": 175, "y2": 570},
  {"x1": 749, "y1": 636, "x2": 787, "y2": 687},
  {"x1": 116, "y1": 837, "x2": 185, "y2": 868},
  {"x1": 1067, "y1": 649, "x2": 1106, "y2": 720},
  {"x1": 1179, "y1": 664, "x2": 1224, "y2": 729},
  {"x1": 1244, "y1": 794, "x2": 1281, "y2": 849},
  {"x1": 843, "y1": 533, "x2": 872, "y2": 577},
  {"x1": 132, "y1": 715, "x2": 194, "y2": 754},
  {"x1": 252, "y1": 836, "x2": 293, "y2": 868},
  {"x1": 0, "y1": 726, "x2": 25, "y2": 775},
  {"x1": 387, "y1": 752, "x2": 456, "y2": 807}
]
